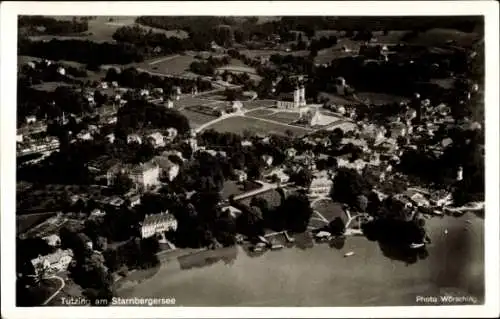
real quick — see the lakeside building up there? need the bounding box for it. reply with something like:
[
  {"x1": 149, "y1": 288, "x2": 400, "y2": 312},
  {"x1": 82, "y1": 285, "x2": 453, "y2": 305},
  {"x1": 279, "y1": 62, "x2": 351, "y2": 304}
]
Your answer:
[
  {"x1": 31, "y1": 249, "x2": 73, "y2": 275},
  {"x1": 141, "y1": 212, "x2": 178, "y2": 239}
]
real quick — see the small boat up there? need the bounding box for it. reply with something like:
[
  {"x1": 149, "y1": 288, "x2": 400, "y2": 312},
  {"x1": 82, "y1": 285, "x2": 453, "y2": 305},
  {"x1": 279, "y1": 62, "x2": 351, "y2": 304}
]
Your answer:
[
  {"x1": 410, "y1": 243, "x2": 425, "y2": 249},
  {"x1": 344, "y1": 251, "x2": 355, "y2": 257},
  {"x1": 271, "y1": 244, "x2": 284, "y2": 250}
]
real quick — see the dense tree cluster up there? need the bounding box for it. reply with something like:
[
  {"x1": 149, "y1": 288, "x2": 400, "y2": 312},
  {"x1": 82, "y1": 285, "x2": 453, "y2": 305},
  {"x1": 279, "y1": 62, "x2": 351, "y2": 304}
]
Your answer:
[
  {"x1": 19, "y1": 38, "x2": 145, "y2": 66},
  {"x1": 19, "y1": 16, "x2": 89, "y2": 35},
  {"x1": 105, "y1": 67, "x2": 212, "y2": 92},
  {"x1": 112, "y1": 25, "x2": 190, "y2": 54},
  {"x1": 189, "y1": 56, "x2": 231, "y2": 76},
  {"x1": 115, "y1": 99, "x2": 190, "y2": 136}
]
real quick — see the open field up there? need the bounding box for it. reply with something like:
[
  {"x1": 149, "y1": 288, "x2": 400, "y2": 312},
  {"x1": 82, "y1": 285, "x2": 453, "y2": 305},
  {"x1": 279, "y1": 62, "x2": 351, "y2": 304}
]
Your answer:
[
  {"x1": 263, "y1": 111, "x2": 300, "y2": 124},
  {"x1": 139, "y1": 55, "x2": 198, "y2": 76},
  {"x1": 239, "y1": 49, "x2": 309, "y2": 59},
  {"x1": 174, "y1": 97, "x2": 217, "y2": 109},
  {"x1": 242, "y1": 100, "x2": 276, "y2": 110},
  {"x1": 28, "y1": 16, "x2": 188, "y2": 43},
  {"x1": 202, "y1": 116, "x2": 310, "y2": 136},
  {"x1": 245, "y1": 109, "x2": 275, "y2": 117},
  {"x1": 355, "y1": 92, "x2": 407, "y2": 105},
  {"x1": 180, "y1": 109, "x2": 218, "y2": 128}
]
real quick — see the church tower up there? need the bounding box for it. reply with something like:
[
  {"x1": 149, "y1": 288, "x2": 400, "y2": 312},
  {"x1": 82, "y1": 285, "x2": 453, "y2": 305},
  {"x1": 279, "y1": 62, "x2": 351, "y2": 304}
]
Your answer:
[
  {"x1": 293, "y1": 85, "x2": 300, "y2": 108},
  {"x1": 299, "y1": 84, "x2": 306, "y2": 107}
]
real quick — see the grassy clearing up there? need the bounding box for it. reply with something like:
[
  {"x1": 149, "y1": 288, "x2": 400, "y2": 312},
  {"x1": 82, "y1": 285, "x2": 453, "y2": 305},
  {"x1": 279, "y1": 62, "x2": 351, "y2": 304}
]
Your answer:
[
  {"x1": 140, "y1": 55, "x2": 198, "y2": 76},
  {"x1": 355, "y1": 92, "x2": 406, "y2": 105},
  {"x1": 245, "y1": 109, "x2": 276, "y2": 117},
  {"x1": 242, "y1": 100, "x2": 276, "y2": 110},
  {"x1": 263, "y1": 111, "x2": 300, "y2": 124},
  {"x1": 239, "y1": 49, "x2": 309, "y2": 59},
  {"x1": 203, "y1": 116, "x2": 309, "y2": 136},
  {"x1": 180, "y1": 109, "x2": 217, "y2": 128}
]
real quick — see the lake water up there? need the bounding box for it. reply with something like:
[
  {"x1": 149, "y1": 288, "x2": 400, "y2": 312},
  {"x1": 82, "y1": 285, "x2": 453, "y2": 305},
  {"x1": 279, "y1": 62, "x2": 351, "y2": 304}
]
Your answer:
[{"x1": 118, "y1": 213, "x2": 484, "y2": 306}]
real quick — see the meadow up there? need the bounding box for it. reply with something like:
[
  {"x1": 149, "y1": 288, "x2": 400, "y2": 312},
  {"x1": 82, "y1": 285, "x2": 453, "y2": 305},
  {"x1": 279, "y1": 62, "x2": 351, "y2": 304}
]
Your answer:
[{"x1": 202, "y1": 116, "x2": 310, "y2": 136}]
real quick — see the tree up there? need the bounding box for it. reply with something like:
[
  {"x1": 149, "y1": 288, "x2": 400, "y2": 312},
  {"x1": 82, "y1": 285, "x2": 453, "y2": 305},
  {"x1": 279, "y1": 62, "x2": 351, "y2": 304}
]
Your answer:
[
  {"x1": 328, "y1": 217, "x2": 346, "y2": 236},
  {"x1": 331, "y1": 168, "x2": 369, "y2": 207},
  {"x1": 112, "y1": 173, "x2": 133, "y2": 195},
  {"x1": 290, "y1": 168, "x2": 313, "y2": 188},
  {"x1": 356, "y1": 194, "x2": 368, "y2": 213},
  {"x1": 279, "y1": 193, "x2": 314, "y2": 233}
]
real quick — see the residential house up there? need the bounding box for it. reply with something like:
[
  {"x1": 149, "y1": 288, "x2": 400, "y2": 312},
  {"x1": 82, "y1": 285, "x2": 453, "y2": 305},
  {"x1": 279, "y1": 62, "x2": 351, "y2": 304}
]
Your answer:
[
  {"x1": 241, "y1": 140, "x2": 253, "y2": 147},
  {"x1": 16, "y1": 133, "x2": 23, "y2": 143},
  {"x1": 90, "y1": 209, "x2": 106, "y2": 217},
  {"x1": 285, "y1": 148, "x2": 297, "y2": 158},
  {"x1": 148, "y1": 132, "x2": 166, "y2": 148},
  {"x1": 221, "y1": 206, "x2": 242, "y2": 218},
  {"x1": 141, "y1": 212, "x2": 178, "y2": 239},
  {"x1": 25, "y1": 115, "x2": 37, "y2": 124},
  {"x1": 42, "y1": 234, "x2": 61, "y2": 247},
  {"x1": 99, "y1": 82, "x2": 108, "y2": 89},
  {"x1": 56, "y1": 67, "x2": 66, "y2": 76},
  {"x1": 430, "y1": 191, "x2": 453, "y2": 208},
  {"x1": 127, "y1": 134, "x2": 142, "y2": 144},
  {"x1": 111, "y1": 81, "x2": 119, "y2": 88},
  {"x1": 165, "y1": 99, "x2": 174, "y2": 109},
  {"x1": 234, "y1": 169, "x2": 248, "y2": 182},
  {"x1": 105, "y1": 133, "x2": 115, "y2": 144},
  {"x1": 308, "y1": 171, "x2": 333, "y2": 197},
  {"x1": 337, "y1": 157, "x2": 367, "y2": 173},
  {"x1": 31, "y1": 249, "x2": 73, "y2": 275},
  {"x1": 405, "y1": 191, "x2": 431, "y2": 208},
  {"x1": 76, "y1": 131, "x2": 93, "y2": 141},
  {"x1": 161, "y1": 150, "x2": 184, "y2": 162},
  {"x1": 140, "y1": 89, "x2": 150, "y2": 97},
  {"x1": 262, "y1": 154, "x2": 274, "y2": 167},
  {"x1": 267, "y1": 168, "x2": 290, "y2": 183},
  {"x1": 166, "y1": 127, "x2": 178, "y2": 141}
]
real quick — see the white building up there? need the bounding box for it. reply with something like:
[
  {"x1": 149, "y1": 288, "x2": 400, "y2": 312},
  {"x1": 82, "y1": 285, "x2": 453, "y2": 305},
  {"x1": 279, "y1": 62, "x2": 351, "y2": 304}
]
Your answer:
[
  {"x1": 105, "y1": 133, "x2": 115, "y2": 144},
  {"x1": 56, "y1": 67, "x2": 66, "y2": 76},
  {"x1": 16, "y1": 133, "x2": 23, "y2": 143},
  {"x1": 76, "y1": 131, "x2": 93, "y2": 141},
  {"x1": 262, "y1": 154, "x2": 274, "y2": 167},
  {"x1": 166, "y1": 127, "x2": 178, "y2": 141},
  {"x1": 31, "y1": 249, "x2": 73, "y2": 275},
  {"x1": 100, "y1": 82, "x2": 108, "y2": 89},
  {"x1": 141, "y1": 212, "x2": 178, "y2": 239},
  {"x1": 25, "y1": 115, "x2": 37, "y2": 124},
  {"x1": 234, "y1": 169, "x2": 248, "y2": 182},
  {"x1": 335, "y1": 77, "x2": 347, "y2": 95},
  {"x1": 140, "y1": 89, "x2": 150, "y2": 97},
  {"x1": 165, "y1": 99, "x2": 174, "y2": 109},
  {"x1": 107, "y1": 161, "x2": 160, "y2": 190},
  {"x1": 285, "y1": 148, "x2": 297, "y2": 158},
  {"x1": 267, "y1": 168, "x2": 290, "y2": 183},
  {"x1": 276, "y1": 85, "x2": 304, "y2": 109},
  {"x1": 148, "y1": 132, "x2": 166, "y2": 148}
]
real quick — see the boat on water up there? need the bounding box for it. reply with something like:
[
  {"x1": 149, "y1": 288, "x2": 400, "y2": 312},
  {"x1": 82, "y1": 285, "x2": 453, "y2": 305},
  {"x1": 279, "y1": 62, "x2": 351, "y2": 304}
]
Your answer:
[
  {"x1": 271, "y1": 244, "x2": 284, "y2": 250},
  {"x1": 344, "y1": 251, "x2": 355, "y2": 257},
  {"x1": 410, "y1": 243, "x2": 425, "y2": 249}
]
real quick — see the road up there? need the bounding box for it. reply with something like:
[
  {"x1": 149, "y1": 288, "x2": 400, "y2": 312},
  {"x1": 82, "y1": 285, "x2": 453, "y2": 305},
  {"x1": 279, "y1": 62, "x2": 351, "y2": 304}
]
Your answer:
[{"x1": 42, "y1": 275, "x2": 65, "y2": 306}]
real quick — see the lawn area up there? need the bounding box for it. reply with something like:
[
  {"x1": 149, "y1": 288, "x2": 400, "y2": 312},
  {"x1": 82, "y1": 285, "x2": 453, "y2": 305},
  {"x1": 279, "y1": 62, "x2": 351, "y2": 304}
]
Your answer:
[
  {"x1": 355, "y1": 92, "x2": 406, "y2": 105},
  {"x1": 202, "y1": 116, "x2": 310, "y2": 136},
  {"x1": 31, "y1": 82, "x2": 74, "y2": 92},
  {"x1": 140, "y1": 55, "x2": 199, "y2": 76},
  {"x1": 220, "y1": 180, "x2": 262, "y2": 200},
  {"x1": 175, "y1": 97, "x2": 216, "y2": 109},
  {"x1": 245, "y1": 109, "x2": 276, "y2": 117},
  {"x1": 312, "y1": 199, "x2": 348, "y2": 224},
  {"x1": 242, "y1": 99, "x2": 276, "y2": 110},
  {"x1": 263, "y1": 111, "x2": 300, "y2": 124},
  {"x1": 23, "y1": 277, "x2": 63, "y2": 306},
  {"x1": 180, "y1": 109, "x2": 217, "y2": 128}
]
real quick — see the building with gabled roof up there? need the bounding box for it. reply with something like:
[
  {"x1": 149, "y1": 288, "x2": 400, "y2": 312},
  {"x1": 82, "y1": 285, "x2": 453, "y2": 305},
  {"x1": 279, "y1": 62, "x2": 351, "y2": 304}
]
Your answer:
[{"x1": 141, "y1": 212, "x2": 178, "y2": 239}]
